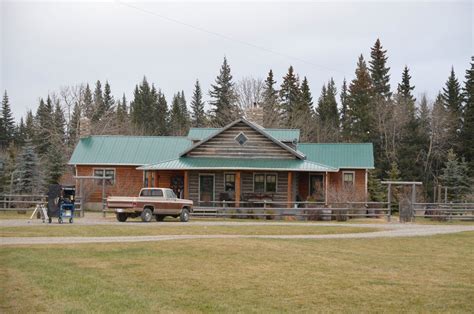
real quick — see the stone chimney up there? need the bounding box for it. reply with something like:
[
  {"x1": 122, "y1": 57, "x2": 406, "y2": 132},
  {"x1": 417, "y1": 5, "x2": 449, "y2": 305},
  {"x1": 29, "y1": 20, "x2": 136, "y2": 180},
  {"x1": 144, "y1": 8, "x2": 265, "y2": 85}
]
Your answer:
[{"x1": 79, "y1": 117, "x2": 91, "y2": 138}]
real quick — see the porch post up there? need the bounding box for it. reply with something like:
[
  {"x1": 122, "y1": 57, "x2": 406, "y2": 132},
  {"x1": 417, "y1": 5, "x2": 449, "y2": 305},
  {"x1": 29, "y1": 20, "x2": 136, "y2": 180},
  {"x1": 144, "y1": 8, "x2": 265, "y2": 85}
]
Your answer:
[
  {"x1": 235, "y1": 171, "x2": 241, "y2": 207},
  {"x1": 287, "y1": 172, "x2": 293, "y2": 208},
  {"x1": 325, "y1": 172, "x2": 329, "y2": 205},
  {"x1": 184, "y1": 171, "x2": 189, "y2": 199}
]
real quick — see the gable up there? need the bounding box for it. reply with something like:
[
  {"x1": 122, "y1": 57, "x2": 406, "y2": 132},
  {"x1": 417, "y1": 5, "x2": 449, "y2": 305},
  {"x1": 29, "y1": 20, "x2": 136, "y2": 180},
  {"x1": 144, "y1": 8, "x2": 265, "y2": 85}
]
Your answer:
[
  {"x1": 187, "y1": 127, "x2": 300, "y2": 142},
  {"x1": 184, "y1": 121, "x2": 299, "y2": 159}
]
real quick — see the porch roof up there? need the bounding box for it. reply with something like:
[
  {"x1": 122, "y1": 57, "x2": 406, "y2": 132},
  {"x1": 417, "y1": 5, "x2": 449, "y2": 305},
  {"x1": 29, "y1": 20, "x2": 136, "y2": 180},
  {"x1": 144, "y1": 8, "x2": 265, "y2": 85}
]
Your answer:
[
  {"x1": 297, "y1": 143, "x2": 375, "y2": 169},
  {"x1": 138, "y1": 157, "x2": 338, "y2": 172}
]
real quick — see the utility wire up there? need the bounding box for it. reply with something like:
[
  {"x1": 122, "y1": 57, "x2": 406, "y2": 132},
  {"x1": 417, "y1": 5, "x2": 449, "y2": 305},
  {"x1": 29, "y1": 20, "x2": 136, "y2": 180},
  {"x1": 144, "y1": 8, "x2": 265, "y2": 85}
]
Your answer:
[{"x1": 115, "y1": 0, "x2": 346, "y2": 75}]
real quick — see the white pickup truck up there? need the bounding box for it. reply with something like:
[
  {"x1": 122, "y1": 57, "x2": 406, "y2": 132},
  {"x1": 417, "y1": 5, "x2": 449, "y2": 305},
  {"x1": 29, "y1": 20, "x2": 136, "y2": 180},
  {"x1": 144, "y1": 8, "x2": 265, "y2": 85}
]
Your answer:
[{"x1": 106, "y1": 188, "x2": 193, "y2": 222}]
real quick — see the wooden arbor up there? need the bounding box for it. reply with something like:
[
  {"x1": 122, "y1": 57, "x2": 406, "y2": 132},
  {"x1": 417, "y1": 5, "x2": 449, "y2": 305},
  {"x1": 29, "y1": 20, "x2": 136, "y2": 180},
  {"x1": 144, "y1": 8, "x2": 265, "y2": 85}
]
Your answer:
[{"x1": 382, "y1": 181, "x2": 422, "y2": 222}]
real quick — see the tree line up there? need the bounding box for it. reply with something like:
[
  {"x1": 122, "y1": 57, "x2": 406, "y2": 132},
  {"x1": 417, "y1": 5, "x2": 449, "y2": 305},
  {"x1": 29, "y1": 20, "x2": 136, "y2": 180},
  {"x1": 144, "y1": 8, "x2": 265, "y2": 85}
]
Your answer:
[{"x1": 0, "y1": 39, "x2": 473, "y2": 200}]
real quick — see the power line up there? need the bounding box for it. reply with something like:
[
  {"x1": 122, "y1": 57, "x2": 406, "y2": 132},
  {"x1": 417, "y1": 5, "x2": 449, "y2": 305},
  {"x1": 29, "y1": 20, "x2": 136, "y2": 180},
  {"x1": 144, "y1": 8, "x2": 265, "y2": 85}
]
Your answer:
[{"x1": 115, "y1": 0, "x2": 346, "y2": 75}]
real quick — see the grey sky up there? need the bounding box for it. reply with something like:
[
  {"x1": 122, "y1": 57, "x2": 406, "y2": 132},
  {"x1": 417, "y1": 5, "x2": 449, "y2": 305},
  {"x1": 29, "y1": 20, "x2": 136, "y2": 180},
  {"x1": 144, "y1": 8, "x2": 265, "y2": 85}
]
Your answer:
[{"x1": 1, "y1": 0, "x2": 473, "y2": 122}]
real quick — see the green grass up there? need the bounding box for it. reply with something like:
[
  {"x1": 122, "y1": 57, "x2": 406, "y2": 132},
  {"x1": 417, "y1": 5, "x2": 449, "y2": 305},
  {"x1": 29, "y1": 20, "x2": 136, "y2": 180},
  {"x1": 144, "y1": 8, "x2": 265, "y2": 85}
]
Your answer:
[
  {"x1": 1, "y1": 232, "x2": 473, "y2": 313},
  {"x1": 0, "y1": 224, "x2": 378, "y2": 237}
]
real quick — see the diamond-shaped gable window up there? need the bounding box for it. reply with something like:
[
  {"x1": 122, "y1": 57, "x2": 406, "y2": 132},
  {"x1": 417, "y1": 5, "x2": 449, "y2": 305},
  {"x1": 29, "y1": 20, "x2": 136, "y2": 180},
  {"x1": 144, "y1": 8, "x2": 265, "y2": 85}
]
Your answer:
[{"x1": 235, "y1": 132, "x2": 248, "y2": 146}]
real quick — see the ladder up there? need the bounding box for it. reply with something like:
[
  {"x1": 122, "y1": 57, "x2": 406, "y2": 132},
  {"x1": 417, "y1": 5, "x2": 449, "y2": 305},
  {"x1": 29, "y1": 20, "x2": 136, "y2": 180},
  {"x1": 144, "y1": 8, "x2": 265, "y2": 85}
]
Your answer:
[{"x1": 29, "y1": 204, "x2": 49, "y2": 223}]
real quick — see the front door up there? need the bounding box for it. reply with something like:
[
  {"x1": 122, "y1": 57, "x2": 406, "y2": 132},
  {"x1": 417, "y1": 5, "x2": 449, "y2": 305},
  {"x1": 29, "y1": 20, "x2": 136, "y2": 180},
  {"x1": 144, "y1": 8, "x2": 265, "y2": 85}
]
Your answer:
[
  {"x1": 199, "y1": 175, "x2": 215, "y2": 206},
  {"x1": 309, "y1": 174, "x2": 325, "y2": 202}
]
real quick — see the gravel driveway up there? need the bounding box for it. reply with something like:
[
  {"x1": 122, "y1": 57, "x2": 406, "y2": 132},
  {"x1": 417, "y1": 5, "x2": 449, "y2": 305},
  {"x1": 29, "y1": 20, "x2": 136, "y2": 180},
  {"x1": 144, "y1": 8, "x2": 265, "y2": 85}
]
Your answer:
[{"x1": 1, "y1": 217, "x2": 473, "y2": 245}]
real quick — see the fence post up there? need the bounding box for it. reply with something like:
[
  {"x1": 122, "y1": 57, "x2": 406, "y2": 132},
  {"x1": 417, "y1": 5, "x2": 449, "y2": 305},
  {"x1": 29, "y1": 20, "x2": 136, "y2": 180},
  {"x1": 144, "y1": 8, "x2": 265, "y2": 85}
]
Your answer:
[{"x1": 387, "y1": 183, "x2": 392, "y2": 222}]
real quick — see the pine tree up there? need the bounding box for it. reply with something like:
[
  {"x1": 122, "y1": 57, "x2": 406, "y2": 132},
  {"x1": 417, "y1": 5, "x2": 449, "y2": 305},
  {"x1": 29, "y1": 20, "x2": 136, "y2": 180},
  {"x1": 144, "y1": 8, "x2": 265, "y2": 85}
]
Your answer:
[
  {"x1": 130, "y1": 77, "x2": 163, "y2": 135},
  {"x1": 1, "y1": 143, "x2": 17, "y2": 193},
  {"x1": 442, "y1": 67, "x2": 463, "y2": 149},
  {"x1": 116, "y1": 93, "x2": 128, "y2": 125},
  {"x1": 368, "y1": 170, "x2": 385, "y2": 202},
  {"x1": 295, "y1": 77, "x2": 314, "y2": 141},
  {"x1": 279, "y1": 66, "x2": 300, "y2": 127},
  {"x1": 460, "y1": 57, "x2": 474, "y2": 173},
  {"x1": 14, "y1": 139, "x2": 40, "y2": 194},
  {"x1": 190, "y1": 80, "x2": 206, "y2": 127},
  {"x1": 369, "y1": 39, "x2": 391, "y2": 99},
  {"x1": 24, "y1": 110, "x2": 35, "y2": 141},
  {"x1": 261, "y1": 70, "x2": 280, "y2": 128},
  {"x1": 53, "y1": 100, "x2": 66, "y2": 143},
  {"x1": 209, "y1": 57, "x2": 239, "y2": 126},
  {"x1": 397, "y1": 66, "x2": 416, "y2": 103},
  {"x1": 16, "y1": 118, "x2": 27, "y2": 146},
  {"x1": 34, "y1": 97, "x2": 53, "y2": 155},
  {"x1": 1, "y1": 90, "x2": 15, "y2": 146},
  {"x1": 92, "y1": 80, "x2": 104, "y2": 122},
  {"x1": 346, "y1": 55, "x2": 374, "y2": 142},
  {"x1": 440, "y1": 149, "x2": 471, "y2": 200},
  {"x1": 83, "y1": 84, "x2": 94, "y2": 120},
  {"x1": 46, "y1": 143, "x2": 65, "y2": 185},
  {"x1": 386, "y1": 161, "x2": 401, "y2": 180},
  {"x1": 169, "y1": 93, "x2": 185, "y2": 136},
  {"x1": 154, "y1": 89, "x2": 169, "y2": 136},
  {"x1": 316, "y1": 78, "x2": 339, "y2": 130}
]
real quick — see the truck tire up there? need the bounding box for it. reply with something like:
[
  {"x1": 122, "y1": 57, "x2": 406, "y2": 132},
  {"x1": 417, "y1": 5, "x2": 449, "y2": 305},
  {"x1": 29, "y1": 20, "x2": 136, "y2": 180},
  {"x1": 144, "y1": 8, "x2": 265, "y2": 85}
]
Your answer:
[
  {"x1": 116, "y1": 213, "x2": 128, "y2": 222},
  {"x1": 141, "y1": 208, "x2": 153, "y2": 222},
  {"x1": 180, "y1": 208, "x2": 190, "y2": 222},
  {"x1": 155, "y1": 215, "x2": 165, "y2": 221}
]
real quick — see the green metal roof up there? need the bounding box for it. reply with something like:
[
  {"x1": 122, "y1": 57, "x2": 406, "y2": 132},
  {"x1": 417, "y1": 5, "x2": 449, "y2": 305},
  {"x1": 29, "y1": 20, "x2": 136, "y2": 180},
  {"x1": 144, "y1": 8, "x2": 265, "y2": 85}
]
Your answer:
[
  {"x1": 297, "y1": 143, "x2": 374, "y2": 169},
  {"x1": 69, "y1": 136, "x2": 192, "y2": 165},
  {"x1": 187, "y1": 127, "x2": 300, "y2": 142},
  {"x1": 138, "y1": 157, "x2": 337, "y2": 172}
]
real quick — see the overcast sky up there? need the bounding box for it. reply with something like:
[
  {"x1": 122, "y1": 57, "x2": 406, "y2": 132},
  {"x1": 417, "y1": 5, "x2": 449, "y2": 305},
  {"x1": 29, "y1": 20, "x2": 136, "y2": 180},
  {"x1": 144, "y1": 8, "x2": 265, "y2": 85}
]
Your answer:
[{"x1": 1, "y1": 0, "x2": 473, "y2": 121}]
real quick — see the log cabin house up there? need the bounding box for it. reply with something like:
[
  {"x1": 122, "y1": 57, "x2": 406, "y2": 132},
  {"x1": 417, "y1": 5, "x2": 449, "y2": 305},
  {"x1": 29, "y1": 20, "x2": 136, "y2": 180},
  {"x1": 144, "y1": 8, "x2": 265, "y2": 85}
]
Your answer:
[{"x1": 69, "y1": 118, "x2": 374, "y2": 209}]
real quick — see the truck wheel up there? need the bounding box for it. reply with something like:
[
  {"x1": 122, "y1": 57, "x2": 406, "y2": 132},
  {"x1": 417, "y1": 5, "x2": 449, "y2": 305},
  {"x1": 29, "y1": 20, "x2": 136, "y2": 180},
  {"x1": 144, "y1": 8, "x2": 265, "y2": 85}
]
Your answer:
[
  {"x1": 141, "y1": 208, "x2": 153, "y2": 222},
  {"x1": 116, "y1": 213, "x2": 128, "y2": 222},
  {"x1": 180, "y1": 208, "x2": 190, "y2": 222},
  {"x1": 155, "y1": 215, "x2": 165, "y2": 221}
]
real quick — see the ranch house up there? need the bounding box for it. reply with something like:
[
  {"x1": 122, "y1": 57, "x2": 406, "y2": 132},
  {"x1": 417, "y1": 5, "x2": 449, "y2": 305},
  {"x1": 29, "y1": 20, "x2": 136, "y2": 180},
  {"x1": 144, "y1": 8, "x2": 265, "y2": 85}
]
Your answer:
[{"x1": 69, "y1": 118, "x2": 374, "y2": 209}]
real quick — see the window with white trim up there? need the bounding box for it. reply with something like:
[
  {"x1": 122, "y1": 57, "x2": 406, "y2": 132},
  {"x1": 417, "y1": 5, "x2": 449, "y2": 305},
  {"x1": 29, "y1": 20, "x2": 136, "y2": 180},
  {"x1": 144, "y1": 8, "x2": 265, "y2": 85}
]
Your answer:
[
  {"x1": 94, "y1": 168, "x2": 115, "y2": 185},
  {"x1": 225, "y1": 173, "x2": 236, "y2": 192},
  {"x1": 343, "y1": 171, "x2": 355, "y2": 189}
]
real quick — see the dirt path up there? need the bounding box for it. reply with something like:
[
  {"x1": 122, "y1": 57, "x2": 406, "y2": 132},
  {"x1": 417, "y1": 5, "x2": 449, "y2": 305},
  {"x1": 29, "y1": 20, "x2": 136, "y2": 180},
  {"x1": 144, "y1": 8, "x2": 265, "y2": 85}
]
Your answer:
[{"x1": 1, "y1": 219, "x2": 473, "y2": 245}]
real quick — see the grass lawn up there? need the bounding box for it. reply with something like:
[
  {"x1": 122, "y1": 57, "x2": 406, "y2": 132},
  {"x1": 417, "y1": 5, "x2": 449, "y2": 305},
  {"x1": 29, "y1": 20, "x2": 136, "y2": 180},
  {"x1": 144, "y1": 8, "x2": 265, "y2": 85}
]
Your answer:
[
  {"x1": 0, "y1": 224, "x2": 379, "y2": 237},
  {"x1": 1, "y1": 232, "x2": 473, "y2": 313}
]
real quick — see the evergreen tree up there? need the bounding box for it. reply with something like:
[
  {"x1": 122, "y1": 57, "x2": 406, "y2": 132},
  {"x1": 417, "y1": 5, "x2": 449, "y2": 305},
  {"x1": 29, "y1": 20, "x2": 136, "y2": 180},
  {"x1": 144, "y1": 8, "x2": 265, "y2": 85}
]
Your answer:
[
  {"x1": 190, "y1": 80, "x2": 206, "y2": 127},
  {"x1": 397, "y1": 66, "x2": 416, "y2": 103},
  {"x1": 68, "y1": 103, "x2": 81, "y2": 146},
  {"x1": 1, "y1": 143, "x2": 17, "y2": 193},
  {"x1": 169, "y1": 93, "x2": 187, "y2": 136},
  {"x1": 103, "y1": 81, "x2": 115, "y2": 114},
  {"x1": 461, "y1": 57, "x2": 474, "y2": 172},
  {"x1": 1, "y1": 90, "x2": 15, "y2": 146},
  {"x1": 24, "y1": 110, "x2": 35, "y2": 141},
  {"x1": 14, "y1": 139, "x2": 40, "y2": 194},
  {"x1": 16, "y1": 118, "x2": 27, "y2": 146},
  {"x1": 83, "y1": 83, "x2": 94, "y2": 120},
  {"x1": 440, "y1": 149, "x2": 471, "y2": 200},
  {"x1": 209, "y1": 57, "x2": 239, "y2": 126},
  {"x1": 154, "y1": 89, "x2": 169, "y2": 136},
  {"x1": 116, "y1": 93, "x2": 128, "y2": 125},
  {"x1": 261, "y1": 70, "x2": 280, "y2": 128},
  {"x1": 92, "y1": 80, "x2": 104, "y2": 122},
  {"x1": 53, "y1": 100, "x2": 66, "y2": 143},
  {"x1": 346, "y1": 55, "x2": 374, "y2": 142},
  {"x1": 316, "y1": 78, "x2": 339, "y2": 131},
  {"x1": 295, "y1": 77, "x2": 314, "y2": 141},
  {"x1": 130, "y1": 77, "x2": 163, "y2": 135},
  {"x1": 442, "y1": 67, "x2": 463, "y2": 148},
  {"x1": 369, "y1": 39, "x2": 391, "y2": 99},
  {"x1": 46, "y1": 142, "x2": 65, "y2": 185},
  {"x1": 340, "y1": 78, "x2": 350, "y2": 139},
  {"x1": 368, "y1": 170, "x2": 385, "y2": 202},
  {"x1": 34, "y1": 97, "x2": 53, "y2": 155},
  {"x1": 279, "y1": 66, "x2": 300, "y2": 127}
]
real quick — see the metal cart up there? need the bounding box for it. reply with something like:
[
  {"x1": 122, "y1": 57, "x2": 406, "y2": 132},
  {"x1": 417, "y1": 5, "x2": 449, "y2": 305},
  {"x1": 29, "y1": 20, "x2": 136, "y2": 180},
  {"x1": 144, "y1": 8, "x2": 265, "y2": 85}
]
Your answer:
[{"x1": 47, "y1": 184, "x2": 76, "y2": 224}]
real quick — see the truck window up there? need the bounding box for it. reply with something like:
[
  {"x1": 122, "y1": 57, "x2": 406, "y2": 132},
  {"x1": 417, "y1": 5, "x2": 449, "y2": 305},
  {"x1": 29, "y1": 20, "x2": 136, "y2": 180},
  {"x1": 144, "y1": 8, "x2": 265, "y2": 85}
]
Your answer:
[
  {"x1": 165, "y1": 190, "x2": 176, "y2": 199},
  {"x1": 140, "y1": 189, "x2": 151, "y2": 197},
  {"x1": 151, "y1": 189, "x2": 163, "y2": 197}
]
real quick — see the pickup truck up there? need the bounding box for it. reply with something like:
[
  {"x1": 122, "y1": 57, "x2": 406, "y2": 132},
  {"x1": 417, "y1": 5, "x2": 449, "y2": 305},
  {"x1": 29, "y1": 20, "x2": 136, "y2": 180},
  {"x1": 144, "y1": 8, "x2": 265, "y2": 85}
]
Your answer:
[{"x1": 107, "y1": 188, "x2": 193, "y2": 222}]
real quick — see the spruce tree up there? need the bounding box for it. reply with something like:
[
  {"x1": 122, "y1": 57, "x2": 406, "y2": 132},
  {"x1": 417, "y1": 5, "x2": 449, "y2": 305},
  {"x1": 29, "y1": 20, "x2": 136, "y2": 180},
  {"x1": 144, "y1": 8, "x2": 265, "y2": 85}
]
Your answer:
[
  {"x1": 83, "y1": 83, "x2": 94, "y2": 120},
  {"x1": 346, "y1": 55, "x2": 374, "y2": 142},
  {"x1": 53, "y1": 101, "x2": 66, "y2": 143},
  {"x1": 154, "y1": 89, "x2": 169, "y2": 136},
  {"x1": 130, "y1": 77, "x2": 161, "y2": 135},
  {"x1": 103, "y1": 81, "x2": 115, "y2": 114},
  {"x1": 461, "y1": 57, "x2": 474, "y2": 172},
  {"x1": 34, "y1": 97, "x2": 53, "y2": 155},
  {"x1": 261, "y1": 70, "x2": 280, "y2": 128},
  {"x1": 190, "y1": 80, "x2": 206, "y2": 127},
  {"x1": 440, "y1": 149, "x2": 471, "y2": 200},
  {"x1": 209, "y1": 57, "x2": 239, "y2": 126},
  {"x1": 295, "y1": 77, "x2": 314, "y2": 141},
  {"x1": 1, "y1": 91, "x2": 15, "y2": 145},
  {"x1": 369, "y1": 39, "x2": 391, "y2": 99},
  {"x1": 442, "y1": 67, "x2": 463, "y2": 148},
  {"x1": 279, "y1": 66, "x2": 300, "y2": 127},
  {"x1": 340, "y1": 78, "x2": 350, "y2": 139},
  {"x1": 24, "y1": 110, "x2": 35, "y2": 142},
  {"x1": 169, "y1": 93, "x2": 184, "y2": 136},
  {"x1": 397, "y1": 66, "x2": 416, "y2": 103},
  {"x1": 116, "y1": 93, "x2": 128, "y2": 125},
  {"x1": 15, "y1": 139, "x2": 40, "y2": 194},
  {"x1": 46, "y1": 142, "x2": 65, "y2": 185},
  {"x1": 92, "y1": 80, "x2": 104, "y2": 122},
  {"x1": 16, "y1": 118, "x2": 27, "y2": 146},
  {"x1": 68, "y1": 103, "x2": 81, "y2": 146},
  {"x1": 316, "y1": 78, "x2": 339, "y2": 130}
]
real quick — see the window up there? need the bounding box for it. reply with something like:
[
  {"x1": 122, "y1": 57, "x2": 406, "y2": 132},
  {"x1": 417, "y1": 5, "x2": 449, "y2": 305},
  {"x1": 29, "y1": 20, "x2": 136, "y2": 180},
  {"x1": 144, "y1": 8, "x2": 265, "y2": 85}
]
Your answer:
[
  {"x1": 94, "y1": 169, "x2": 115, "y2": 185},
  {"x1": 140, "y1": 189, "x2": 163, "y2": 197},
  {"x1": 165, "y1": 189, "x2": 176, "y2": 199},
  {"x1": 234, "y1": 132, "x2": 248, "y2": 145},
  {"x1": 225, "y1": 173, "x2": 236, "y2": 192},
  {"x1": 253, "y1": 173, "x2": 277, "y2": 193},
  {"x1": 343, "y1": 171, "x2": 355, "y2": 189}
]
